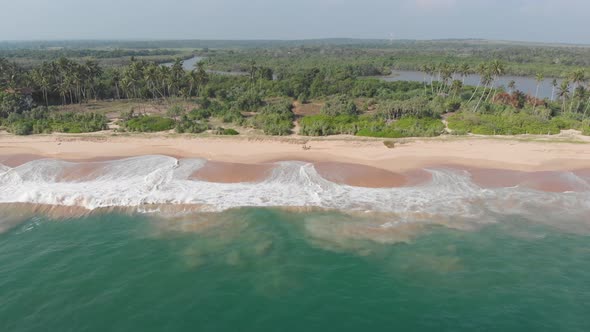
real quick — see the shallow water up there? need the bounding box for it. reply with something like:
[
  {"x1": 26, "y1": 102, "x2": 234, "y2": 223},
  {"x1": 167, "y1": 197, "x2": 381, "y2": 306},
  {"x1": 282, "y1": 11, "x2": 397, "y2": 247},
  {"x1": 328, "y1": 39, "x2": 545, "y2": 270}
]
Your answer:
[{"x1": 1, "y1": 209, "x2": 589, "y2": 331}]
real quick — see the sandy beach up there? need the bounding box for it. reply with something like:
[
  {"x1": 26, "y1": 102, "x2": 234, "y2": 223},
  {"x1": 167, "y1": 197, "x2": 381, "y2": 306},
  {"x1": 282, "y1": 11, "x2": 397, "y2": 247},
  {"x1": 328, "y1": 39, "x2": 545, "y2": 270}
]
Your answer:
[{"x1": 1, "y1": 132, "x2": 589, "y2": 171}]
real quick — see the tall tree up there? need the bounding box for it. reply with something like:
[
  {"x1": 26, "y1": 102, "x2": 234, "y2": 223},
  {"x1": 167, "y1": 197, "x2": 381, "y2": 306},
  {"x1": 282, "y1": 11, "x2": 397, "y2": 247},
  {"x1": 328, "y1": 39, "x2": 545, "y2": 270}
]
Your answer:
[
  {"x1": 533, "y1": 73, "x2": 544, "y2": 112},
  {"x1": 557, "y1": 80, "x2": 571, "y2": 112}
]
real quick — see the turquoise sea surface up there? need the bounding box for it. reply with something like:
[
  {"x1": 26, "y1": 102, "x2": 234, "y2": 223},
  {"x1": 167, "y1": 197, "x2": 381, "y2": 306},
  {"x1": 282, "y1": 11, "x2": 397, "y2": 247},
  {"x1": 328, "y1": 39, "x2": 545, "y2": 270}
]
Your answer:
[{"x1": 1, "y1": 208, "x2": 589, "y2": 332}]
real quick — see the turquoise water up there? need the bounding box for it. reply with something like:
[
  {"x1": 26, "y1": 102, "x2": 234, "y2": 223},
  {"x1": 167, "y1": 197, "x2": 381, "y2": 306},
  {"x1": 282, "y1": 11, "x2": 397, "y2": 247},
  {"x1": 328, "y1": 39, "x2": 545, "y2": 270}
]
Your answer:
[{"x1": 1, "y1": 208, "x2": 589, "y2": 331}]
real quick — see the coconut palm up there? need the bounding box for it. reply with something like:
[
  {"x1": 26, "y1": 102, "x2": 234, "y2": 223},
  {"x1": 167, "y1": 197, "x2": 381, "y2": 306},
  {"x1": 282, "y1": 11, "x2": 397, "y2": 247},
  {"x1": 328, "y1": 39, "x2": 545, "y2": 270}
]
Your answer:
[
  {"x1": 508, "y1": 80, "x2": 516, "y2": 93},
  {"x1": 533, "y1": 73, "x2": 544, "y2": 112},
  {"x1": 487, "y1": 60, "x2": 505, "y2": 102},
  {"x1": 31, "y1": 64, "x2": 51, "y2": 106},
  {"x1": 475, "y1": 71, "x2": 493, "y2": 112},
  {"x1": 468, "y1": 63, "x2": 488, "y2": 104},
  {"x1": 459, "y1": 63, "x2": 470, "y2": 84},
  {"x1": 557, "y1": 80, "x2": 571, "y2": 112},
  {"x1": 568, "y1": 69, "x2": 586, "y2": 112},
  {"x1": 551, "y1": 79, "x2": 558, "y2": 101}
]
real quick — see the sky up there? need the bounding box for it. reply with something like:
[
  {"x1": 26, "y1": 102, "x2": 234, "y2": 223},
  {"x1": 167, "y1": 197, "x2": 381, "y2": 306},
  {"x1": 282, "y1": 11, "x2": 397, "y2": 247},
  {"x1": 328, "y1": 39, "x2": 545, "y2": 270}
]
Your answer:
[{"x1": 0, "y1": 0, "x2": 588, "y2": 44}]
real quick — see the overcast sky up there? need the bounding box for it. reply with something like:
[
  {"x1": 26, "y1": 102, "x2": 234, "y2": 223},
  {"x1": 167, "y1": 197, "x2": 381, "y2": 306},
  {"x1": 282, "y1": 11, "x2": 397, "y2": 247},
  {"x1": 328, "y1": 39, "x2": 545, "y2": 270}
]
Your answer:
[{"x1": 0, "y1": 0, "x2": 587, "y2": 44}]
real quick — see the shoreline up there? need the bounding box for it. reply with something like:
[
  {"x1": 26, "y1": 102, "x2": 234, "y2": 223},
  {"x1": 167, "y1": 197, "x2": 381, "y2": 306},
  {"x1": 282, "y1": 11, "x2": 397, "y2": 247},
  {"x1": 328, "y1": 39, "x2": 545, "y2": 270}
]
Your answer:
[{"x1": 1, "y1": 132, "x2": 590, "y2": 173}]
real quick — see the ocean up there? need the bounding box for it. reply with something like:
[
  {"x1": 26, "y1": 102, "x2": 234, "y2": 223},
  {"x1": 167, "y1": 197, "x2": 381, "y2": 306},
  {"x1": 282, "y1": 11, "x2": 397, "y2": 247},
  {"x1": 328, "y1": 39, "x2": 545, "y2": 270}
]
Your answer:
[{"x1": 1, "y1": 156, "x2": 589, "y2": 331}]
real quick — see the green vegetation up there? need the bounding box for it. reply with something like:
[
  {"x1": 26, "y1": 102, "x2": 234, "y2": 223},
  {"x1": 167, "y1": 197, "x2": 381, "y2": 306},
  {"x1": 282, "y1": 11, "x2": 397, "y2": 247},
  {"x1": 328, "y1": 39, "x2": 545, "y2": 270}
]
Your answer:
[
  {"x1": 122, "y1": 115, "x2": 175, "y2": 132},
  {"x1": 251, "y1": 100, "x2": 294, "y2": 135},
  {"x1": 1, "y1": 107, "x2": 107, "y2": 135},
  {"x1": 448, "y1": 111, "x2": 590, "y2": 135},
  {"x1": 2, "y1": 41, "x2": 590, "y2": 138},
  {"x1": 214, "y1": 127, "x2": 239, "y2": 135},
  {"x1": 300, "y1": 115, "x2": 444, "y2": 138}
]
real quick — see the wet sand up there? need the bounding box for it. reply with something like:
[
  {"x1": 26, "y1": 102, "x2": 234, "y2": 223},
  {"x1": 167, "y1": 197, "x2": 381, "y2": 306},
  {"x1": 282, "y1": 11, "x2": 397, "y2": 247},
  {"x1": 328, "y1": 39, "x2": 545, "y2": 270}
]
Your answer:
[
  {"x1": 191, "y1": 161, "x2": 274, "y2": 183},
  {"x1": 314, "y1": 162, "x2": 431, "y2": 188},
  {"x1": 0, "y1": 154, "x2": 43, "y2": 168},
  {"x1": 464, "y1": 167, "x2": 590, "y2": 193}
]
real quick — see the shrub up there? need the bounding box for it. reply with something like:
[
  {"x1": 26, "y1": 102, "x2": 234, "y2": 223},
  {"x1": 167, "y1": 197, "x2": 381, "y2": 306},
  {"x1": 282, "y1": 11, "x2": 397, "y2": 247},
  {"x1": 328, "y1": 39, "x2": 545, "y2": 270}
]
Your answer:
[
  {"x1": 214, "y1": 127, "x2": 239, "y2": 135},
  {"x1": 123, "y1": 116, "x2": 175, "y2": 132},
  {"x1": 175, "y1": 115, "x2": 209, "y2": 134},
  {"x1": 251, "y1": 100, "x2": 294, "y2": 135},
  {"x1": 188, "y1": 107, "x2": 211, "y2": 120},
  {"x1": 3, "y1": 107, "x2": 108, "y2": 135},
  {"x1": 321, "y1": 94, "x2": 358, "y2": 116},
  {"x1": 166, "y1": 105, "x2": 185, "y2": 119},
  {"x1": 446, "y1": 111, "x2": 589, "y2": 135}
]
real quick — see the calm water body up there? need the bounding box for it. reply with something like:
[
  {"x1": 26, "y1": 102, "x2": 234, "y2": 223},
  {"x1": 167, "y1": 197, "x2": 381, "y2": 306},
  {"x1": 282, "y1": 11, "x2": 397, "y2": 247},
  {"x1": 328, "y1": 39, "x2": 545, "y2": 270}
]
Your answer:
[
  {"x1": 1, "y1": 209, "x2": 589, "y2": 332},
  {"x1": 382, "y1": 70, "x2": 560, "y2": 99},
  {"x1": 169, "y1": 57, "x2": 557, "y2": 97},
  {"x1": 164, "y1": 56, "x2": 247, "y2": 76}
]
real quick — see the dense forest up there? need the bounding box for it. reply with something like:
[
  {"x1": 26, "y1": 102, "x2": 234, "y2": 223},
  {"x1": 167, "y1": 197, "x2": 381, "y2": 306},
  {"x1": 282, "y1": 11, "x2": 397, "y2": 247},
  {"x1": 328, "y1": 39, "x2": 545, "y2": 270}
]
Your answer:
[{"x1": 1, "y1": 40, "x2": 590, "y2": 137}]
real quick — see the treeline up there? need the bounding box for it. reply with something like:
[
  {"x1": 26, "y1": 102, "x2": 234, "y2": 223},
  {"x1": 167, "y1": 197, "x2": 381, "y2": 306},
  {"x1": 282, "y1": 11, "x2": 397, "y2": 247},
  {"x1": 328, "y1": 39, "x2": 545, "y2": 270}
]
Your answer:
[
  {"x1": 0, "y1": 49, "x2": 182, "y2": 60},
  {"x1": 1, "y1": 54, "x2": 590, "y2": 137},
  {"x1": 202, "y1": 44, "x2": 590, "y2": 78}
]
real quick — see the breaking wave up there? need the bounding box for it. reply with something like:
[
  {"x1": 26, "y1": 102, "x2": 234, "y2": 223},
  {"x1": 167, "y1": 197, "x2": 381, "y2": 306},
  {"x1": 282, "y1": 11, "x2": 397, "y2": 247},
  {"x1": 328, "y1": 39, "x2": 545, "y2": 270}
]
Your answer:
[{"x1": 0, "y1": 155, "x2": 589, "y2": 225}]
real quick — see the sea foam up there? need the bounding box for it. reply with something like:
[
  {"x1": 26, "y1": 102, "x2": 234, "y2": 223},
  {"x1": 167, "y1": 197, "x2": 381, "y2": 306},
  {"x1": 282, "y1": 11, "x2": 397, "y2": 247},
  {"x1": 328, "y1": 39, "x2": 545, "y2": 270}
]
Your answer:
[{"x1": 0, "y1": 155, "x2": 589, "y2": 224}]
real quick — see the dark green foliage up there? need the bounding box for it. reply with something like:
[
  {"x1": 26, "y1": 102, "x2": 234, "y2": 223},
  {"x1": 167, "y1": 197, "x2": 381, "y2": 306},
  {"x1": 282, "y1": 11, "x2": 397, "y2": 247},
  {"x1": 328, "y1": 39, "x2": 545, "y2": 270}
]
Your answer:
[
  {"x1": 214, "y1": 127, "x2": 239, "y2": 135},
  {"x1": 188, "y1": 108, "x2": 211, "y2": 121},
  {"x1": 220, "y1": 109, "x2": 245, "y2": 125},
  {"x1": 251, "y1": 100, "x2": 294, "y2": 135},
  {"x1": 236, "y1": 90, "x2": 264, "y2": 111},
  {"x1": 123, "y1": 115, "x2": 175, "y2": 132},
  {"x1": 300, "y1": 114, "x2": 444, "y2": 138},
  {"x1": 1, "y1": 107, "x2": 107, "y2": 135},
  {"x1": 321, "y1": 95, "x2": 358, "y2": 116},
  {"x1": 357, "y1": 117, "x2": 445, "y2": 138},
  {"x1": 376, "y1": 97, "x2": 436, "y2": 120},
  {"x1": 0, "y1": 91, "x2": 32, "y2": 117},
  {"x1": 175, "y1": 115, "x2": 209, "y2": 134},
  {"x1": 447, "y1": 111, "x2": 590, "y2": 135}
]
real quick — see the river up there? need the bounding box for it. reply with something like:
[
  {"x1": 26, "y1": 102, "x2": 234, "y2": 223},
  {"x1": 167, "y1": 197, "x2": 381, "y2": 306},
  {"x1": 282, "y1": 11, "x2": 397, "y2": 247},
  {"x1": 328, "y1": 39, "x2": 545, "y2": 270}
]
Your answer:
[
  {"x1": 382, "y1": 70, "x2": 561, "y2": 100},
  {"x1": 169, "y1": 57, "x2": 561, "y2": 99}
]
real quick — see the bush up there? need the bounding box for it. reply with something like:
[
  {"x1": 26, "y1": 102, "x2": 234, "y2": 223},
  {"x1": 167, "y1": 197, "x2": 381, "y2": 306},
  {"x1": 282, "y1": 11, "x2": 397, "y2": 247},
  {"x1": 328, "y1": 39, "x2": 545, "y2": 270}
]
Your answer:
[
  {"x1": 300, "y1": 114, "x2": 444, "y2": 138},
  {"x1": 2, "y1": 107, "x2": 108, "y2": 135},
  {"x1": 321, "y1": 94, "x2": 358, "y2": 116},
  {"x1": 166, "y1": 105, "x2": 185, "y2": 119},
  {"x1": 188, "y1": 107, "x2": 211, "y2": 120},
  {"x1": 299, "y1": 114, "x2": 360, "y2": 136},
  {"x1": 214, "y1": 127, "x2": 239, "y2": 135},
  {"x1": 175, "y1": 115, "x2": 209, "y2": 134},
  {"x1": 447, "y1": 111, "x2": 562, "y2": 135},
  {"x1": 123, "y1": 115, "x2": 175, "y2": 132},
  {"x1": 251, "y1": 100, "x2": 294, "y2": 135}
]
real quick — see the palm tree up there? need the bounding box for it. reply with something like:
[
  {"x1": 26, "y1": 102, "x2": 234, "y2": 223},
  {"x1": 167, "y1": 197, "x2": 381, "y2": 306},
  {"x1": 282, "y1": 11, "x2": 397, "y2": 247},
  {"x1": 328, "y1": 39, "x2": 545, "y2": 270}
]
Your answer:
[
  {"x1": 112, "y1": 69, "x2": 122, "y2": 100},
  {"x1": 487, "y1": 60, "x2": 505, "y2": 102},
  {"x1": 508, "y1": 80, "x2": 516, "y2": 93},
  {"x1": 468, "y1": 63, "x2": 487, "y2": 104},
  {"x1": 475, "y1": 71, "x2": 493, "y2": 112},
  {"x1": 31, "y1": 64, "x2": 51, "y2": 106},
  {"x1": 451, "y1": 79, "x2": 463, "y2": 98},
  {"x1": 459, "y1": 63, "x2": 470, "y2": 84},
  {"x1": 557, "y1": 80, "x2": 571, "y2": 112},
  {"x1": 568, "y1": 69, "x2": 586, "y2": 112},
  {"x1": 551, "y1": 79, "x2": 558, "y2": 102},
  {"x1": 533, "y1": 73, "x2": 544, "y2": 112}
]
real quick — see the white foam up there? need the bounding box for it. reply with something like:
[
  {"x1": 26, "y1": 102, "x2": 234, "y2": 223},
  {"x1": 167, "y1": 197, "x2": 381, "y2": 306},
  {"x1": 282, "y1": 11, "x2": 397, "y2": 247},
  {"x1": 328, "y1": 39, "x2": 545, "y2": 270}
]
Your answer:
[{"x1": 0, "y1": 156, "x2": 588, "y2": 223}]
